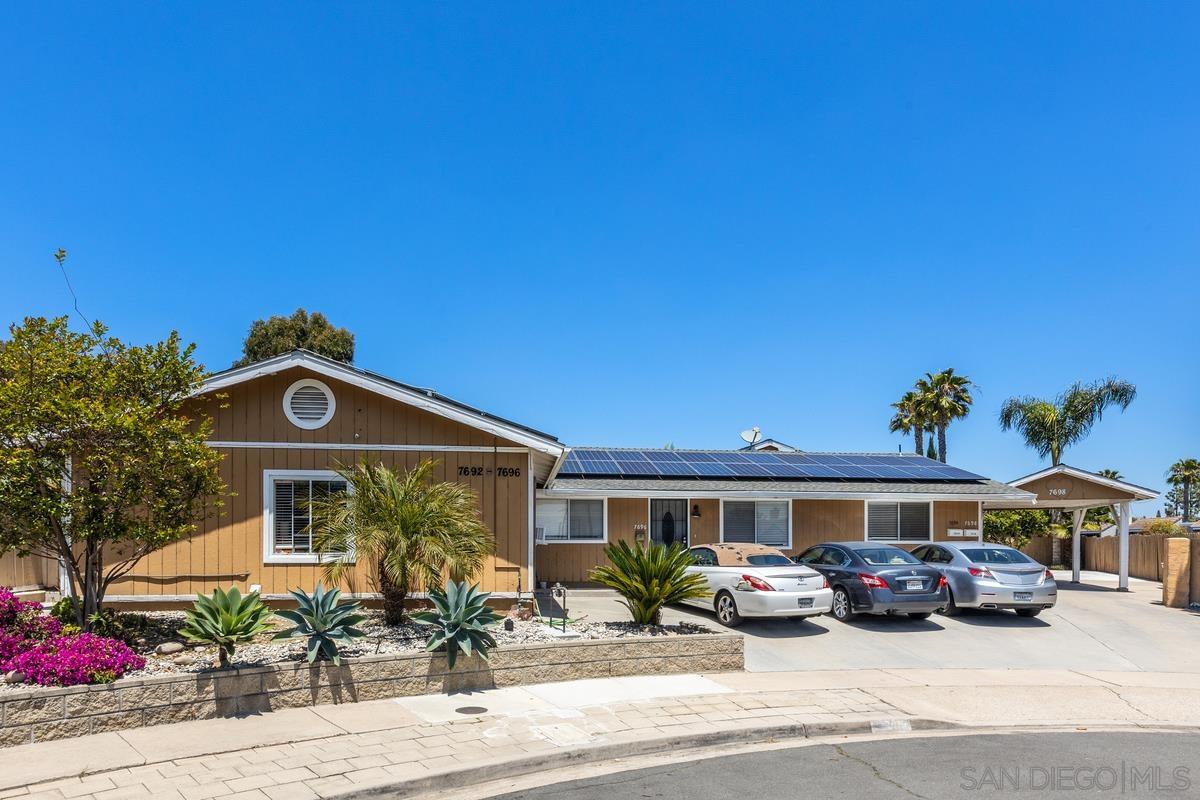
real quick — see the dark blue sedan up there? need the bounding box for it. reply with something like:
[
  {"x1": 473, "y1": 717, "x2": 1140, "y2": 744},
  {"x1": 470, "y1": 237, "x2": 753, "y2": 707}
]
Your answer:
[{"x1": 793, "y1": 542, "x2": 947, "y2": 622}]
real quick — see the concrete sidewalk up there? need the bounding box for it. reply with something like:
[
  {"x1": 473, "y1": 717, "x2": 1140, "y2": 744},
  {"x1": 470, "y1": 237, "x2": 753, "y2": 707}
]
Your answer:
[{"x1": 4, "y1": 669, "x2": 1200, "y2": 800}]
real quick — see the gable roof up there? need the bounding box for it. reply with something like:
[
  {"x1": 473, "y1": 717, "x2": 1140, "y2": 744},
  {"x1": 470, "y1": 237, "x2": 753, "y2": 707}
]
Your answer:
[
  {"x1": 1008, "y1": 463, "x2": 1158, "y2": 501},
  {"x1": 739, "y1": 438, "x2": 799, "y2": 452},
  {"x1": 195, "y1": 350, "x2": 564, "y2": 456}
]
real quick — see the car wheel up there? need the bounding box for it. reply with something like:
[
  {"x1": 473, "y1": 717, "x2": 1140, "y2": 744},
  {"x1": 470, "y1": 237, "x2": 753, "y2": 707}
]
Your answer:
[
  {"x1": 831, "y1": 587, "x2": 855, "y2": 622},
  {"x1": 938, "y1": 587, "x2": 961, "y2": 617},
  {"x1": 714, "y1": 592, "x2": 743, "y2": 627},
  {"x1": 1015, "y1": 608, "x2": 1041, "y2": 618},
  {"x1": 907, "y1": 612, "x2": 932, "y2": 620}
]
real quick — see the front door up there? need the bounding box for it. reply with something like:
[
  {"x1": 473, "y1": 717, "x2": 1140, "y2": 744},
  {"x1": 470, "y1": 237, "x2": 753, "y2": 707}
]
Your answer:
[{"x1": 650, "y1": 499, "x2": 688, "y2": 548}]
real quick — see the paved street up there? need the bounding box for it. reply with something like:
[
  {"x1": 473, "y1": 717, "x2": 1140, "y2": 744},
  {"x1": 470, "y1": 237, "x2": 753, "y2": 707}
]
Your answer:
[
  {"x1": 564, "y1": 571, "x2": 1200, "y2": 672},
  {"x1": 490, "y1": 731, "x2": 1200, "y2": 799}
]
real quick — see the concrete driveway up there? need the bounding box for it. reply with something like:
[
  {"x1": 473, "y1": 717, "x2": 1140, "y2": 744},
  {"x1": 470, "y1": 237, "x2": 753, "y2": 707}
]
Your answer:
[{"x1": 561, "y1": 571, "x2": 1200, "y2": 673}]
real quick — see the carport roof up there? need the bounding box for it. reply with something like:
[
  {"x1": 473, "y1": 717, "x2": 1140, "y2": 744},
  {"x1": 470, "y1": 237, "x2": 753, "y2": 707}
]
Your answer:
[
  {"x1": 544, "y1": 477, "x2": 1033, "y2": 502},
  {"x1": 984, "y1": 463, "x2": 1159, "y2": 510}
]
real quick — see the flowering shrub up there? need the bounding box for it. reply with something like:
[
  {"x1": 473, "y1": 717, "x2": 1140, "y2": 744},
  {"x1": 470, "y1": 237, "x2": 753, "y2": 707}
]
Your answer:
[{"x1": 6, "y1": 633, "x2": 144, "y2": 686}]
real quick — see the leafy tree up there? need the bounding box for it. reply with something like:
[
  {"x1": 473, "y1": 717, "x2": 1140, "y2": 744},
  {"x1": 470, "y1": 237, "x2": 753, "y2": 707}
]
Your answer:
[
  {"x1": 889, "y1": 390, "x2": 933, "y2": 455},
  {"x1": 311, "y1": 460, "x2": 492, "y2": 625},
  {"x1": 983, "y1": 509, "x2": 1052, "y2": 550},
  {"x1": 1166, "y1": 458, "x2": 1200, "y2": 523},
  {"x1": 234, "y1": 309, "x2": 354, "y2": 367},
  {"x1": 0, "y1": 317, "x2": 224, "y2": 629},
  {"x1": 1084, "y1": 469, "x2": 1123, "y2": 528},
  {"x1": 914, "y1": 368, "x2": 975, "y2": 463},
  {"x1": 998, "y1": 377, "x2": 1136, "y2": 465},
  {"x1": 1139, "y1": 518, "x2": 1189, "y2": 536},
  {"x1": 1164, "y1": 486, "x2": 1200, "y2": 520}
]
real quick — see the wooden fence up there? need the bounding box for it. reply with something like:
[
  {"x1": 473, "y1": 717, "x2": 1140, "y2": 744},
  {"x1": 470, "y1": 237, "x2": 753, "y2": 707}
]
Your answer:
[
  {"x1": 0, "y1": 552, "x2": 58, "y2": 592},
  {"x1": 1020, "y1": 536, "x2": 1054, "y2": 566},
  {"x1": 1079, "y1": 535, "x2": 1200, "y2": 582}
]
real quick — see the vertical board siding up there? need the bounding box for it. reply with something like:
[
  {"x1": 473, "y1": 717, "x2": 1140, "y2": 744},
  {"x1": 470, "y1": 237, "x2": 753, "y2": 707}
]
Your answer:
[
  {"x1": 791, "y1": 500, "x2": 865, "y2": 554},
  {"x1": 932, "y1": 501, "x2": 981, "y2": 542},
  {"x1": 533, "y1": 498, "x2": 647, "y2": 585},
  {"x1": 0, "y1": 552, "x2": 57, "y2": 592}
]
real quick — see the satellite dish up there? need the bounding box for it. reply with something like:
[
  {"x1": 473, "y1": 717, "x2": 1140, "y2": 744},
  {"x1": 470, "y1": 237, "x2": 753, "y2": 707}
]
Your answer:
[{"x1": 739, "y1": 426, "x2": 762, "y2": 446}]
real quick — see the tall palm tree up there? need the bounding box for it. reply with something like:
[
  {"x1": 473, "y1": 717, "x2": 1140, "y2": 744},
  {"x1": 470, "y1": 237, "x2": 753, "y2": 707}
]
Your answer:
[
  {"x1": 915, "y1": 368, "x2": 976, "y2": 463},
  {"x1": 888, "y1": 391, "x2": 927, "y2": 455},
  {"x1": 1167, "y1": 458, "x2": 1200, "y2": 523},
  {"x1": 998, "y1": 377, "x2": 1136, "y2": 466},
  {"x1": 309, "y1": 460, "x2": 493, "y2": 625}
]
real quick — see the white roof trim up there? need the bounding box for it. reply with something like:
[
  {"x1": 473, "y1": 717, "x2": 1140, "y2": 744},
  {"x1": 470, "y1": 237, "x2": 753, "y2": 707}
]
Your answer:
[
  {"x1": 538, "y1": 487, "x2": 1036, "y2": 503},
  {"x1": 195, "y1": 352, "x2": 564, "y2": 457},
  {"x1": 1008, "y1": 464, "x2": 1158, "y2": 501}
]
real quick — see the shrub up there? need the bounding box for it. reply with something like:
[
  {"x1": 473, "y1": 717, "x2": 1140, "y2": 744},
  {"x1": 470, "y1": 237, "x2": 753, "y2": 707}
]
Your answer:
[
  {"x1": 6, "y1": 633, "x2": 144, "y2": 686},
  {"x1": 1140, "y1": 518, "x2": 1190, "y2": 536},
  {"x1": 0, "y1": 587, "x2": 63, "y2": 661},
  {"x1": 179, "y1": 587, "x2": 273, "y2": 667},
  {"x1": 273, "y1": 585, "x2": 367, "y2": 665},
  {"x1": 984, "y1": 509, "x2": 1052, "y2": 550},
  {"x1": 589, "y1": 541, "x2": 711, "y2": 625},
  {"x1": 412, "y1": 581, "x2": 501, "y2": 670}
]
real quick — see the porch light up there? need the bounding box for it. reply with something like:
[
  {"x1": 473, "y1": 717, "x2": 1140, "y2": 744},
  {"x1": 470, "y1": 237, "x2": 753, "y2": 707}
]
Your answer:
[{"x1": 691, "y1": 504, "x2": 701, "y2": 518}]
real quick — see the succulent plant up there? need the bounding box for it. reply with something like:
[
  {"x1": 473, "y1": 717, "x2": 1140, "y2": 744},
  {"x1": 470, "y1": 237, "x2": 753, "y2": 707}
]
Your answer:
[
  {"x1": 412, "y1": 580, "x2": 501, "y2": 669},
  {"x1": 590, "y1": 541, "x2": 711, "y2": 625},
  {"x1": 273, "y1": 584, "x2": 367, "y2": 665},
  {"x1": 178, "y1": 586, "x2": 273, "y2": 667}
]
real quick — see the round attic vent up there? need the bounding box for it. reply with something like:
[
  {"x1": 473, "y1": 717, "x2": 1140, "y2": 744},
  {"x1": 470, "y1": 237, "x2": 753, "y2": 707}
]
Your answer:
[{"x1": 283, "y1": 378, "x2": 335, "y2": 430}]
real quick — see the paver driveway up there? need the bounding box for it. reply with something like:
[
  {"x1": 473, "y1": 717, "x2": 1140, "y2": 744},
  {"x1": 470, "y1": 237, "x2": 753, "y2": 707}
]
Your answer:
[{"x1": 563, "y1": 571, "x2": 1200, "y2": 673}]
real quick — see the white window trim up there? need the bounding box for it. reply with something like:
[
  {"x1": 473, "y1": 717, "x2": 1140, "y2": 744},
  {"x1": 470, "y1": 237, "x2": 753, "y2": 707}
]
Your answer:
[
  {"x1": 282, "y1": 378, "x2": 336, "y2": 430},
  {"x1": 718, "y1": 498, "x2": 793, "y2": 549},
  {"x1": 863, "y1": 499, "x2": 934, "y2": 543},
  {"x1": 535, "y1": 497, "x2": 608, "y2": 544},
  {"x1": 263, "y1": 469, "x2": 355, "y2": 564}
]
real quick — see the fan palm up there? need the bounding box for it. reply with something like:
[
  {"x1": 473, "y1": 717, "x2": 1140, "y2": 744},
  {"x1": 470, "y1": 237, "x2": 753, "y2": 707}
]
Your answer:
[
  {"x1": 915, "y1": 368, "x2": 975, "y2": 463},
  {"x1": 308, "y1": 460, "x2": 493, "y2": 625},
  {"x1": 998, "y1": 378, "x2": 1136, "y2": 466},
  {"x1": 888, "y1": 391, "x2": 933, "y2": 455},
  {"x1": 1167, "y1": 458, "x2": 1200, "y2": 523}
]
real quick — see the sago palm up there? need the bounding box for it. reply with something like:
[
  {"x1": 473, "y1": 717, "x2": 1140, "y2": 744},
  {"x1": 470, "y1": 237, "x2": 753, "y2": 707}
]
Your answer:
[
  {"x1": 309, "y1": 460, "x2": 493, "y2": 625},
  {"x1": 998, "y1": 377, "x2": 1136, "y2": 466},
  {"x1": 1167, "y1": 458, "x2": 1200, "y2": 523},
  {"x1": 590, "y1": 541, "x2": 710, "y2": 625},
  {"x1": 915, "y1": 368, "x2": 975, "y2": 463}
]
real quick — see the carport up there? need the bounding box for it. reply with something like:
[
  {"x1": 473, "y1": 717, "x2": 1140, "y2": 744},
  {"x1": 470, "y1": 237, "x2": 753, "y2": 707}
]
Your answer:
[{"x1": 984, "y1": 464, "x2": 1159, "y2": 590}]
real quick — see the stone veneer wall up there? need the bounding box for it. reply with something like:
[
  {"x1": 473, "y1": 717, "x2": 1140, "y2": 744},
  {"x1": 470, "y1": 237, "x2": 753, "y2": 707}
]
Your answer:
[{"x1": 0, "y1": 634, "x2": 742, "y2": 747}]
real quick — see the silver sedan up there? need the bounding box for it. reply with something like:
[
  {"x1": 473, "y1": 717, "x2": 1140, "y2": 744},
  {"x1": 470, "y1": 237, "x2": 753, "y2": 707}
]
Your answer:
[{"x1": 911, "y1": 542, "x2": 1057, "y2": 618}]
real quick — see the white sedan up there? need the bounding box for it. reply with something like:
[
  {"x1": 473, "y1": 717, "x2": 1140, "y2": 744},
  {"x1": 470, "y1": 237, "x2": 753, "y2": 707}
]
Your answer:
[{"x1": 681, "y1": 543, "x2": 834, "y2": 627}]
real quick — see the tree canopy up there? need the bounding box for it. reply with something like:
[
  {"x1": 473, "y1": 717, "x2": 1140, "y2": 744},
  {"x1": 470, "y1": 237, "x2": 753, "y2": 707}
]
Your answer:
[
  {"x1": 0, "y1": 317, "x2": 224, "y2": 627},
  {"x1": 234, "y1": 308, "x2": 354, "y2": 367},
  {"x1": 998, "y1": 377, "x2": 1136, "y2": 465}
]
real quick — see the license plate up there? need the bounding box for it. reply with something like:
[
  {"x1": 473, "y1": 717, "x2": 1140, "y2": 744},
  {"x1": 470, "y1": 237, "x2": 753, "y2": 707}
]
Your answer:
[
  {"x1": 1014, "y1": 592, "x2": 1033, "y2": 602},
  {"x1": 797, "y1": 597, "x2": 814, "y2": 608},
  {"x1": 906, "y1": 580, "x2": 923, "y2": 591}
]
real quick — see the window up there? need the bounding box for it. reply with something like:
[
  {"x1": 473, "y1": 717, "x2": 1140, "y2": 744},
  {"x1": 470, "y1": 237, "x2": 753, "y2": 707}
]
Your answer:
[
  {"x1": 536, "y1": 499, "x2": 605, "y2": 542},
  {"x1": 283, "y1": 378, "x2": 336, "y2": 430},
  {"x1": 690, "y1": 547, "x2": 717, "y2": 566},
  {"x1": 960, "y1": 548, "x2": 1033, "y2": 565},
  {"x1": 263, "y1": 470, "x2": 349, "y2": 563},
  {"x1": 866, "y1": 501, "x2": 931, "y2": 541},
  {"x1": 721, "y1": 500, "x2": 790, "y2": 547},
  {"x1": 858, "y1": 547, "x2": 922, "y2": 566}
]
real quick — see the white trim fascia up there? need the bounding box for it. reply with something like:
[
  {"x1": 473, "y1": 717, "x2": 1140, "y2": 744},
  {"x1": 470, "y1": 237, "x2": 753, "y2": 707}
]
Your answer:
[
  {"x1": 533, "y1": 496, "x2": 609, "y2": 545},
  {"x1": 196, "y1": 352, "x2": 565, "y2": 457},
  {"x1": 209, "y1": 441, "x2": 529, "y2": 453},
  {"x1": 544, "y1": 448, "x2": 569, "y2": 487},
  {"x1": 537, "y1": 487, "x2": 1030, "y2": 503},
  {"x1": 1008, "y1": 464, "x2": 1158, "y2": 501},
  {"x1": 718, "y1": 498, "x2": 792, "y2": 549},
  {"x1": 262, "y1": 469, "x2": 357, "y2": 565}
]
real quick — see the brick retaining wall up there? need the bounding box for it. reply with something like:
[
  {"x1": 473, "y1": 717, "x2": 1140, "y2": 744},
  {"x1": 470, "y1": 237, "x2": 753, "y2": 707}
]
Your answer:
[{"x1": 0, "y1": 634, "x2": 743, "y2": 747}]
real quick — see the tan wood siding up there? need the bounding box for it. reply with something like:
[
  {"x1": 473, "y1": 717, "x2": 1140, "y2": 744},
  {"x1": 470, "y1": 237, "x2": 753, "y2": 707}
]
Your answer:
[
  {"x1": 791, "y1": 500, "x2": 864, "y2": 554},
  {"x1": 689, "y1": 499, "x2": 720, "y2": 545},
  {"x1": 1020, "y1": 475, "x2": 1136, "y2": 504},
  {"x1": 0, "y1": 552, "x2": 57, "y2": 592},
  {"x1": 533, "y1": 498, "x2": 646, "y2": 585},
  {"x1": 932, "y1": 501, "x2": 980, "y2": 542}
]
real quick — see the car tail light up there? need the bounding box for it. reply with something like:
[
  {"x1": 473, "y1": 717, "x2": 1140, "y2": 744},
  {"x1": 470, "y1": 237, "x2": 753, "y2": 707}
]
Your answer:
[
  {"x1": 739, "y1": 574, "x2": 775, "y2": 591},
  {"x1": 968, "y1": 566, "x2": 995, "y2": 580},
  {"x1": 858, "y1": 573, "x2": 888, "y2": 589},
  {"x1": 1043, "y1": 569, "x2": 1054, "y2": 582},
  {"x1": 820, "y1": 575, "x2": 829, "y2": 589},
  {"x1": 938, "y1": 575, "x2": 948, "y2": 588}
]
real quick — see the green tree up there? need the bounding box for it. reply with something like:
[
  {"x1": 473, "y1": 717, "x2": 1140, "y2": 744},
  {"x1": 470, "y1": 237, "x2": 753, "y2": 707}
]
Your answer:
[
  {"x1": 1140, "y1": 518, "x2": 1189, "y2": 536},
  {"x1": 1085, "y1": 469, "x2": 1123, "y2": 528},
  {"x1": 234, "y1": 309, "x2": 354, "y2": 367},
  {"x1": 0, "y1": 317, "x2": 224, "y2": 629},
  {"x1": 1164, "y1": 486, "x2": 1200, "y2": 520},
  {"x1": 983, "y1": 509, "x2": 1052, "y2": 550},
  {"x1": 914, "y1": 368, "x2": 975, "y2": 463},
  {"x1": 998, "y1": 377, "x2": 1136, "y2": 465},
  {"x1": 889, "y1": 390, "x2": 932, "y2": 455},
  {"x1": 310, "y1": 460, "x2": 493, "y2": 626},
  {"x1": 1167, "y1": 458, "x2": 1200, "y2": 523}
]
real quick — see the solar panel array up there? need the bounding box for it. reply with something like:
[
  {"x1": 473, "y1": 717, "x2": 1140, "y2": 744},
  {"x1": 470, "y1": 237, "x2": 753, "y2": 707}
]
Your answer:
[{"x1": 558, "y1": 449, "x2": 986, "y2": 482}]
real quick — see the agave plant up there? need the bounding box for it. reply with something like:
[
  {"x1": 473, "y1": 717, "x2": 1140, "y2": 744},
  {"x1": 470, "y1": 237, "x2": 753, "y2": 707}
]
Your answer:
[
  {"x1": 411, "y1": 580, "x2": 501, "y2": 670},
  {"x1": 178, "y1": 586, "x2": 274, "y2": 667},
  {"x1": 273, "y1": 585, "x2": 368, "y2": 665},
  {"x1": 590, "y1": 541, "x2": 710, "y2": 625}
]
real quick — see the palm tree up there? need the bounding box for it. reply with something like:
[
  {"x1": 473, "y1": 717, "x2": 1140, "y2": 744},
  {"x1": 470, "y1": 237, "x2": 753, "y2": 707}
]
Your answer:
[
  {"x1": 1167, "y1": 458, "x2": 1200, "y2": 523},
  {"x1": 889, "y1": 391, "x2": 933, "y2": 455},
  {"x1": 309, "y1": 460, "x2": 493, "y2": 625},
  {"x1": 1087, "y1": 469, "x2": 1125, "y2": 527},
  {"x1": 915, "y1": 368, "x2": 976, "y2": 463},
  {"x1": 998, "y1": 377, "x2": 1137, "y2": 466}
]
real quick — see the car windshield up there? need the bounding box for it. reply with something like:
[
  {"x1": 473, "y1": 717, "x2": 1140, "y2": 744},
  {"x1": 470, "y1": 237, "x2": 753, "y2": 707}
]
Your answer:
[
  {"x1": 961, "y1": 548, "x2": 1033, "y2": 565},
  {"x1": 858, "y1": 548, "x2": 921, "y2": 566},
  {"x1": 745, "y1": 554, "x2": 794, "y2": 566}
]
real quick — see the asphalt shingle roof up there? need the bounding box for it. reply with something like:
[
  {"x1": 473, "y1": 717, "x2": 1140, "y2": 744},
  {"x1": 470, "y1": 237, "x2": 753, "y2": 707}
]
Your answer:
[{"x1": 548, "y1": 477, "x2": 1030, "y2": 498}]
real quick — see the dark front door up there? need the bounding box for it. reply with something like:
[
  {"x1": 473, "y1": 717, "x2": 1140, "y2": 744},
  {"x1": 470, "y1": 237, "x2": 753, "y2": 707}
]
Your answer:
[{"x1": 650, "y1": 499, "x2": 688, "y2": 547}]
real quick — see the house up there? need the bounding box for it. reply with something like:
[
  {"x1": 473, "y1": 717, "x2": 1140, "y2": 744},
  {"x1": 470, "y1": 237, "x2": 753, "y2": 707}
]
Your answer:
[{"x1": 32, "y1": 350, "x2": 1039, "y2": 603}]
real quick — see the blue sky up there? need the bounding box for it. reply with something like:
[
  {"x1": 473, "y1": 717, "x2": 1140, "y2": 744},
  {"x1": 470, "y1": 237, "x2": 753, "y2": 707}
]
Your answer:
[{"x1": 2, "y1": 4, "x2": 1196, "y2": 513}]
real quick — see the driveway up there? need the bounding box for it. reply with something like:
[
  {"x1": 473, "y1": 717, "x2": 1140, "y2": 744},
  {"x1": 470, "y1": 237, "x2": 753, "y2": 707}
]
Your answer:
[{"x1": 560, "y1": 571, "x2": 1200, "y2": 673}]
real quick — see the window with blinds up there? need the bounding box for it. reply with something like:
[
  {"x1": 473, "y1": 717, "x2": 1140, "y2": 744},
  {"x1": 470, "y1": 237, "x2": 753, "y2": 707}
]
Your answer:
[
  {"x1": 722, "y1": 500, "x2": 789, "y2": 547},
  {"x1": 271, "y1": 477, "x2": 347, "y2": 555},
  {"x1": 866, "y1": 501, "x2": 931, "y2": 541},
  {"x1": 536, "y1": 499, "x2": 604, "y2": 541}
]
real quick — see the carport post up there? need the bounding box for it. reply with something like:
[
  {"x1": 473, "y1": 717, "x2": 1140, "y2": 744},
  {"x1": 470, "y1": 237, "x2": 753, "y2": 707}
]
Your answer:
[
  {"x1": 1117, "y1": 502, "x2": 1131, "y2": 591},
  {"x1": 1071, "y1": 509, "x2": 1084, "y2": 583}
]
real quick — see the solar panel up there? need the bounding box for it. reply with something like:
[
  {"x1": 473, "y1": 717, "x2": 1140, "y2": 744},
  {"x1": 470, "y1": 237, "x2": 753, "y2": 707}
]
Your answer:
[{"x1": 557, "y1": 448, "x2": 988, "y2": 482}]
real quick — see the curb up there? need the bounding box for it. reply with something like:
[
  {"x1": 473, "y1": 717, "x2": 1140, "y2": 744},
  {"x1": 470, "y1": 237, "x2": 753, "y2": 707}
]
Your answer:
[{"x1": 331, "y1": 716, "x2": 961, "y2": 800}]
